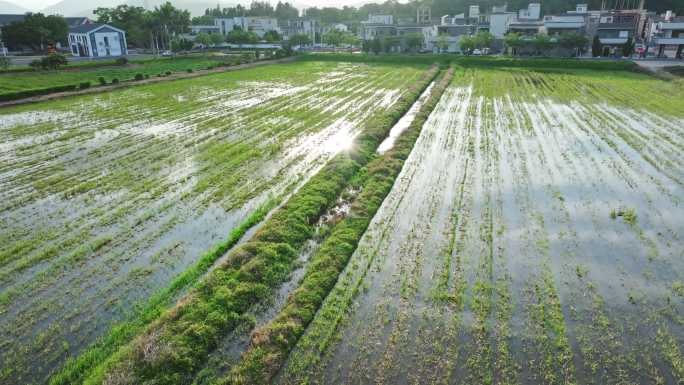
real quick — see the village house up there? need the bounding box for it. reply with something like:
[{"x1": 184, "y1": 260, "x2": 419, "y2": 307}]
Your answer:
[{"x1": 68, "y1": 23, "x2": 127, "y2": 58}]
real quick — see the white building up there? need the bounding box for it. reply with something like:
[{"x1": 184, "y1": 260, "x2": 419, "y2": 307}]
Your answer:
[
  {"x1": 215, "y1": 17, "x2": 280, "y2": 38},
  {"x1": 489, "y1": 6, "x2": 517, "y2": 38},
  {"x1": 68, "y1": 24, "x2": 127, "y2": 58}
]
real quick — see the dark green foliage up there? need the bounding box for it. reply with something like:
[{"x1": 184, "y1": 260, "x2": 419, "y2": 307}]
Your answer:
[
  {"x1": 98, "y1": 77, "x2": 106, "y2": 86},
  {"x1": 622, "y1": 37, "x2": 635, "y2": 58},
  {"x1": 88, "y1": 64, "x2": 440, "y2": 385},
  {"x1": 28, "y1": 54, "x2": 68, "y2": 70},
  {"x1": 592, "y1": 36, "x2": 602, "y2": 58},
  {"x1": 111, "y1": 78, "x2": 119, "y2": 84},
  {"x1": 225, "y1": 67, "x2": 455, "y2": 385},
  {"x1": 115, "y1": 57, "x2": 129, "y2": 65},
  {"x1": 134, "y1": 73, "x2": 144, "y2": 81},
  {"x1": 0, "y1": 84, "x2": 77, "y2": 102},
  {"x1": 0, "y1": 13, "x2": 68, "y2": 51},
  {"x1": 79, "y1": 82, "x2": 91, "y2": 90},
  {"x1": 165, "y1": 70, "x2": 172, "y2": 76},
  {"x1": 187, "y1": 68, "x2": 194, "y2": 73}
]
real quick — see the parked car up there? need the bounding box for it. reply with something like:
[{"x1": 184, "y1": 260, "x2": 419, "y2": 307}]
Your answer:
[
  {"x1": 472, "y1": 49, "x2": 483, "y2": 56},
  {"x1": 161, "y1": 50, "x2": 173, "y2": 57}
]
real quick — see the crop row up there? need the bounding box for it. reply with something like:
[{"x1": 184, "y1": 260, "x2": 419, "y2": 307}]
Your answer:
[{"x1": 49, "y1": 64, "x2": 439, "y2": 385}]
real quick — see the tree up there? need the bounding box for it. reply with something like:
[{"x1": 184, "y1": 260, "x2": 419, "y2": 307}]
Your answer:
[
  {"x1": 459, "y1": 35, "x2": 475, "y2": 54},
  {"x1": 371, "y1": 37, "x2": 382, "y2": 54},
  {"x1": 437, "y1": 33, "x2": 449, "y2": 53},
  {"x1": 289, "y1": 33, "x2": 312, "y2": 47},
  {"x1": 149, "y1": 2, "x2": 191, "y2": 52},
  {"x1": 558, "y1": 32, "x2": 588, "y2": 57},
  {"x1": 0, "y1": 56, "x2": 10, "y2": 70},
  {"x1": 226, "y1": 29, "x2": 259, "y2": 45},
  {"x1": 275, "y1": 2, "x2": 299, "y2": 20},
  {"x1": 405, "y1": 33, "x2": 423, "y2": 53},
  {"x1": 322, "y1": 30, "x2": 344, "y2": 48},
  {"x1": 622, "y1": 37, "x2": 634, "y2": 57},
  {"x1": 263, "y1": 30, "x2": 282, "y2": 42},
  {"x1": 533, "y1": 34, "x2": 552, "y2": 56},
  {"x1": 210, "y1": 33, "x2": 224, "y2": 46},
  {"x1": 195, "y1": 32, "x2": 211, "y2": 48},
  {"x1": 473, "y1": 31, "x2": 494, "y2": 50},
  {"x1": 1, "y1": 13, "x2": 68, "y2": 51},
  {"x1": 504, "y1": 32, "x2": 524, "y2": 55},
  {"x1": 381, "y1": 36, "x2": 398, "y2": 53},
  {"x1": 29, "y1": 53, "x2": 67, "y2": 70},
  {"x1": 170, "y1": 38, "x2": 193, "y2": 52},
  {"x1": 591, "y1": 35, "x2": 602, "y2": 57},
  {"x1": 191, "y1": 15, "x2": 214, "y2": 25},
  {"x1": 94, "y1": 5, "x2": 148, "y2": 47}
]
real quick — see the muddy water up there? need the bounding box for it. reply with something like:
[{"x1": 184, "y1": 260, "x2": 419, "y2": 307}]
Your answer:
[
  {"x1": 277, "y1": 69, "x2": 684, "y2": 385},
  {"x1": 0, "y1": 61, "x2": 427, "y2": 384}
]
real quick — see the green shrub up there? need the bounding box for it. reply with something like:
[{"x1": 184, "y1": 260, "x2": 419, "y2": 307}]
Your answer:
[
  {"x1": 165, "y1": 70, "x2": 172, "y2": 76},
  {"x1": 79, "y1": 81, "x2": 91, "y2": 89},
  {"x1": 0, "y1": 84, "x2": 78, "y2": 102},
  {"x1": 0, "y1": 56, "x2": 10, "y2": 70},
  {"x1": 98, "y1": 77, "x2": 106, "y2": 85},
  {"x1": 134, "y1": 73, "x2": 144, "y2": 81},
  {"x1": 115, "y1": 57, "x2": 128, "y2": 65},
  {"x1": 187, "y1": 68, "x2": 193, "y2": 73},
  {"x1": 144, "y1": 74, "x2": 150, "y2": 79}
]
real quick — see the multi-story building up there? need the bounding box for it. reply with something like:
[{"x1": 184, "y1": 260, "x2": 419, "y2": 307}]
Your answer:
[
  {"x1": 280, "y1": 18, "x2": 319, "y2": 42},
  {"x1": 214, "y1": 17, "x2": 280, "y2": 38},
  {"x1": 648, "y1": 11, "x2": 684, "y2": 58},
  {"x1": 489, "y1": 4, "x2": 517, "y2": 38},
  {"x1": 509, "y1": 3, "x2": 543, "y2": 36}
]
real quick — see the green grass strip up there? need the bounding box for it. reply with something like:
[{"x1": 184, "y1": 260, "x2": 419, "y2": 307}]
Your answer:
[
  {"x1": 71, "y1": 65, "x2": 440, "y2": 385},
  {"x1": 224, "y1": 67, "x2": 456, "y2": 385},
  {"x1": 49, "y1": 198, "x2": 278, "y2": 385},
  {"x1": 300, "y1": 53, "x2": 638, "y2": 72}
]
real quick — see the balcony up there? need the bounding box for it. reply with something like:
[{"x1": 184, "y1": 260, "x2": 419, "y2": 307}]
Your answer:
[
  {"x1": 659, "y1": 22, "x2": 684, "y2": 30},
  {"x1": 599, "y1": 37, "x2": 628, "y2": 44},
  {"x1": 654, "y1": 37, "x2": 684, "y2": 45},
  {"x1": 544, "y1": 21, "x2": 585, "y2": 29}
]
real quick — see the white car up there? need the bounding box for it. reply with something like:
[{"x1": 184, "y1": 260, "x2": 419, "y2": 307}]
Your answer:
[
  {"x1": 161, "y1": 50, "x2": 173, "y2": 57},
  {"x1": 472, "y1": 49, "x2": 483, "y2": 56}
]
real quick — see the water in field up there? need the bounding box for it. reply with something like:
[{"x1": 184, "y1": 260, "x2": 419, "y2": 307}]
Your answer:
[
  {"x1": 278, "y1": 68, "x2": 684, "y2": 385},
  {"x1": 0, "y1": 61, "x2": 427, "y2": 384}
]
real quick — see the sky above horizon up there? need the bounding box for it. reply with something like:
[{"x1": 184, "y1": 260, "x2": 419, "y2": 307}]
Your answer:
[{"x1": 14, "y1": 0, "x2": 378, "y2": 12}]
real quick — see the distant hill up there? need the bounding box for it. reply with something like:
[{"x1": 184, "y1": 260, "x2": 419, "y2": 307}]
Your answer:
[
  {"x1": 0, "y1": 0, "x2": 28, "y2": 13},
  {"x1": 41, "y1": 0, "x2": 237, "y2": 17}
]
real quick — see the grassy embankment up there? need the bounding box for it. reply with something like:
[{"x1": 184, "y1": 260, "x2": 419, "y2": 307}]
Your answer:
[
  {"x1": 50, "y1": 64, "x2": 439, "y2": 385},
  {"x1": 0, "y1": 55, "x2": 244, "y2": 102},
  {"x1": 225, "y1": 66, "x2": 455, "y2": 385}
]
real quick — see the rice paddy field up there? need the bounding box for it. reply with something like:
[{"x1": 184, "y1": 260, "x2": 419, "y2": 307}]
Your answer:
[
  {"x1": 0, "y1": 59, "x2": 429, "y2": 384},
  {"x1": 0, "y1": 55, "x2": 683, "y2": 385},
  {"x1": 277, "y1": 66, "x2": 684, "y2": 385}
]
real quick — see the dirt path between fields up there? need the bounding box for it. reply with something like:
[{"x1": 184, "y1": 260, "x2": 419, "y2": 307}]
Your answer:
[{"x1": 0, "y1": 56, "x2": 298, "y2": 108}]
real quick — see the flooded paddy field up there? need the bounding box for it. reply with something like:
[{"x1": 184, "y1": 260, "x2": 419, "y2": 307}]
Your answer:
[
  {"x1": 277, "y1": 67, "x2": 684, "y2": 385},
  {"x1": 0, "y1": 60, "x2": 428, "y2": 384}
]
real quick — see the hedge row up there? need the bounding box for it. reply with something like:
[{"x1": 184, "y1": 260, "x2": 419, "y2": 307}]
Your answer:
[
  {"x1": 224, "y1": 66, "x2": 455, "y2": 385},
  {"x1": 72, "y1": 64, "x2": 440, "y2": 385},
  {"x1": 300, "y1": 53, "x2": 638, "y2": 72},
  {"x1": 0, "y1": 84, "x2": 77, "y2": 102}
]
